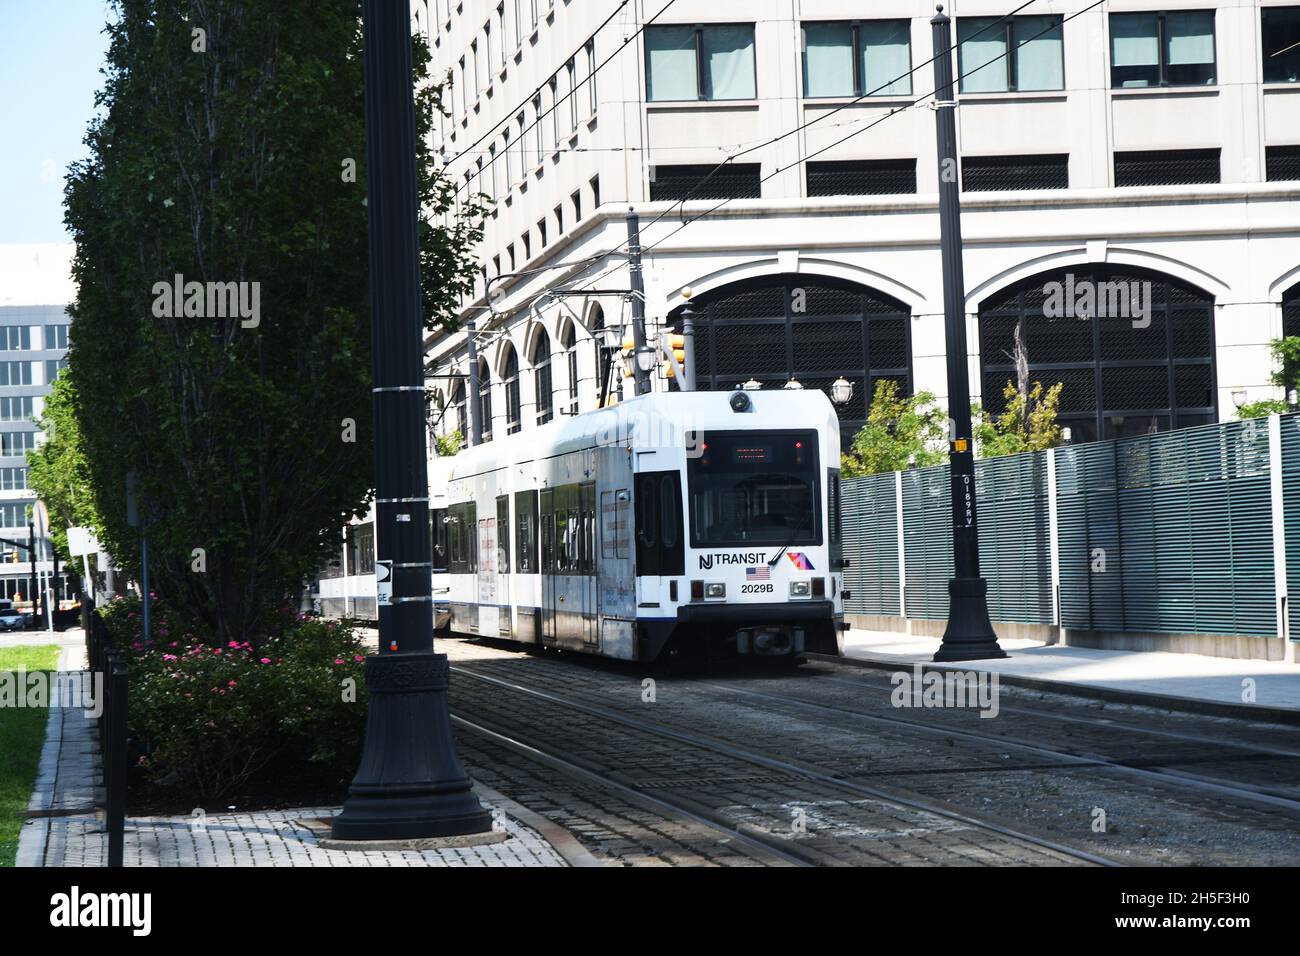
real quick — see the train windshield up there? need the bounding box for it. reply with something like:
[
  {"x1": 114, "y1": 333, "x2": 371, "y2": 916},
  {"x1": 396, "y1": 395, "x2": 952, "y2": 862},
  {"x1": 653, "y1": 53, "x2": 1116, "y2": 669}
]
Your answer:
[{"x1": 687, "y1": 430, "x2": 821, "y2": 548}]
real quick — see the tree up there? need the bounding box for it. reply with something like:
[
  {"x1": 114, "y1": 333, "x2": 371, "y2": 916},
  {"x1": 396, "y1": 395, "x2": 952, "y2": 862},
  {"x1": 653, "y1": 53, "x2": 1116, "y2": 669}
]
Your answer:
[
  {"x1": 26, "y1": 373, "x2": 104, "y2": 573},
  {"x1": 63, "y1": 1, "x2": 484, "y2": 644},
  {"x1": 434, "y1": 430, "x2": 464, "y2": 457},
  {"x1": 1237, "y1": 335, "x2": 1300, "y2": 419},
  {"x1": 973, "y1": 380, "x2": 1064, "y2": 458},
  {"x1": 842, "y1": 379, "x2": 948, "y2": 477}
]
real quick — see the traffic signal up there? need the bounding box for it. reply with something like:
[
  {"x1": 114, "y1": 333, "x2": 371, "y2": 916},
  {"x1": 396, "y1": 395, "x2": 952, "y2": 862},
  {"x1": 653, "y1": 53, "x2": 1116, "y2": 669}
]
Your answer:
[
  {"x1": 659, "y1": 332, "x2": 686, "y2": 380},
  {"x1": 620, "y1": 335, "x2": 636, "y2": 379}
]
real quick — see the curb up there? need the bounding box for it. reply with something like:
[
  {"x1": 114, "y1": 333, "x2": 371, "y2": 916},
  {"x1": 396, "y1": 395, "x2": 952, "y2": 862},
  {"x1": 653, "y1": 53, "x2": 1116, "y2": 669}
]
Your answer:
[
  {"x1": 808, "y1": 652, "x2": 1300, "y2": 727},
  {"x1": 470, "y1": 782, "x2": 605, "y2": 867}
]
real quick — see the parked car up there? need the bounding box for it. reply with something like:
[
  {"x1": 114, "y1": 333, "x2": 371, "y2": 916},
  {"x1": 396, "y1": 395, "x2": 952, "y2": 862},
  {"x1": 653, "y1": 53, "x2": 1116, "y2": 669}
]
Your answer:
[{"x1": 0, "y1": 607, "x2": 26, "y2": 631}]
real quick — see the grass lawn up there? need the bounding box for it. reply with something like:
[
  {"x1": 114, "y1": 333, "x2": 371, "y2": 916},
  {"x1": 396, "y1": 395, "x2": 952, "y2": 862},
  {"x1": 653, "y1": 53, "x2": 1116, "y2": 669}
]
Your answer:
[{"x1": 0, "y1": 645, "x2": 60, "y2": 867}]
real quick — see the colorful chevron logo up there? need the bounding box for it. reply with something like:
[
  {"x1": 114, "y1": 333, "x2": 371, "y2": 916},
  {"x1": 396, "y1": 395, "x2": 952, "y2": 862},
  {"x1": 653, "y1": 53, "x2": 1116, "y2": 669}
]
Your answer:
[{"x1": 786, "y1": 551, "x2": 815, "y2": 571}]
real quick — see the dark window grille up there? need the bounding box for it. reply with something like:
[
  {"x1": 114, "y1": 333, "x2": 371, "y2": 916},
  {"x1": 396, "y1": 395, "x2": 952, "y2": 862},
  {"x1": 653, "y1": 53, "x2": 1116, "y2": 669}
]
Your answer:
[
  {"x1": 649, "y1": 163, "x2": 761, "y2": 202},
  {"x1": 807, "y1": 159, "x2": 917, "y2": 196},
  {"x1": 503, "y1": 347, "x2": 521, "y2": 434},
  {"x1": 1267, "y1": 145, "x2": 1300, "y2": 182},
  {"x1": 1284, "y1": 282, "x2": 1300, "y2": 340},
  {"x1": 477, "y1": 359, "x2": 493, "y2": 441},
  {"x1": 668, "y1": 275, "x2": 912, "y2": 446},
  {"x1": 1263, "y1": 7, "x2": 1300, "y2": 83},
  {"x1": 962, "y1": 154, "x2": 1069, "y2": 191},
  {"x1": 451, "y1": 382, "x2": 467, "y2": 438},
  {"x1": 978, "y1": 265, "x2": 1217, "y2": 444},
  {"x1": 1114, "y1": 148, "x2": 1220, "y2": 187}
]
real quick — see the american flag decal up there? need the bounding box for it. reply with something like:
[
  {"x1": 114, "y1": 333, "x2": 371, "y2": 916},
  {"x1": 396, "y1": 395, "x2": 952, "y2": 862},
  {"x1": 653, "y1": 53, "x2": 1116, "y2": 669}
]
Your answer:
[{"x1": 745, "y1": 566, "x2": 770, "y2": 581}]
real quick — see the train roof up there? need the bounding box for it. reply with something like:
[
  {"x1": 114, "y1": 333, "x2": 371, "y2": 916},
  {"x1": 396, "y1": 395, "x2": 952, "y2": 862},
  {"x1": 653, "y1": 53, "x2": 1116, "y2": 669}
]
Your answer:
[{"x1": 435, "y1": 389, "x2": 841, "y2": 481}]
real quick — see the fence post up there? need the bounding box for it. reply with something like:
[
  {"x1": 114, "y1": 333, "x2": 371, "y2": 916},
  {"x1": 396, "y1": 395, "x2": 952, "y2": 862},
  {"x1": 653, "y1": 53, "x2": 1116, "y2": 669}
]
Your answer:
[
  {"x1": 1267, "y1": 414, "x2": 1292, "y2": 662},
  {"x1": 895, "y1": 470, "x2": 906, "y2": 618},
  {"x1": 106, "y1": 657, "x2": 127, "y2": 867},
  {"x1": 1047, "y1": 447, "x2": 1062, "y2": 633}
]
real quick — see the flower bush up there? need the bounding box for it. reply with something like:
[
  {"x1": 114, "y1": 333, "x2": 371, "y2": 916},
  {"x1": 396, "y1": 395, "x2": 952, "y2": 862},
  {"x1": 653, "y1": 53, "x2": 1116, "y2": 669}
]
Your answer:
[{"x1": 101, "y1": 596, "x2": 369, "y2": 799}]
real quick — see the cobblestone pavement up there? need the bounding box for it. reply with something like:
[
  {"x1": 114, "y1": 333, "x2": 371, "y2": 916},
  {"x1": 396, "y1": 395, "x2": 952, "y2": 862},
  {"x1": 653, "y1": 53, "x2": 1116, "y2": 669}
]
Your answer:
[{"x1": 442, "y1": 638, "x2": 1300, "y2": 866}]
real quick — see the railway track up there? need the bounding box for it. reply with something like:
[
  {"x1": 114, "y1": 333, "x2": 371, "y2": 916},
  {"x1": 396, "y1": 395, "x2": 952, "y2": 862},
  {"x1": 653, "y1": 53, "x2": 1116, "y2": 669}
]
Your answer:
[{"x1": 448, "y1": 660, "x2": 1121, "y2": 867}]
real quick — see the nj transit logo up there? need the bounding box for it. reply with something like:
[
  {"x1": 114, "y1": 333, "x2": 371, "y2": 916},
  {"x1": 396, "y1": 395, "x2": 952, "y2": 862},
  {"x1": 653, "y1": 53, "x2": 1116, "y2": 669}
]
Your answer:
[{"x1": 786, "y1": 552, "x2": 815, "y2": 571}]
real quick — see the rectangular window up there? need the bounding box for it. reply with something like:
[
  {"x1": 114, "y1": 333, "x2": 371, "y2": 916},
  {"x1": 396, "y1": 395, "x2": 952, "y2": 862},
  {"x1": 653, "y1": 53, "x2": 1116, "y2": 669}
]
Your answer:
[
  {"x1": 0, "y1": 362, "x2": 32, "y2": 386},
  {"x1": 448, "y1": 502, "x2": 477, "y2": 574},
  {"x1": 586, "y1": 39, "x2": 598, "y2": 115},
  {"x1": 1263, "y1": 7, "x2": 1300, "y2": 83},
  {"x1": 1114, "y1": 148, "x2": 1220, "y2": 186},
  {"x1": 634, "y1": 471, "x2": 684, "y2": 576},
  {"x1": 537, "y1": 219, "x2": 548, "y2": 248},
  {"x1": 962, "y1": 153, "x2": 1069, "y2": 191},
  {"x1": 646, "y1": 24, "x2": 756, "y2": 101},
  {"x1": 43, "y1": 325, "x2": 68, "y2": 350},
  {"x1": 828, "y1": 470, "x2": 843, "y2": 571},
  {"x1": 515, "y1": 490, "x2": 538, "y2": 573},
  {"x1": 958, "y1": 15, "x2": 1064, "y2": 93},
  {"x1": 497, "y1": 4, "x2": 507, "y2": 66},
  {"x1": 483, "y1": 24, "x2": 493, "y2": 78},
  {"x1": 522, "y1": 232, "x2": 531, "y2": 260},
  {"x1": 0, "y1": 432, "x2": 35, "y2": 456},
  {"x1": 806, "y1": 158, "x2": 917, "y2": 196},
  {"x1": 1, "y1": 467, "x2": 30, "y2": 491},
  {"x1": 531, "y1": 95, "x2": 543, "y2": 165},
  {"x1": 0, "y1": 397, "x2": 33, "y2": 421},
  {"x1": 1109, "y1": 11, "x2": 1216, "y2": 88},
  {"x1": 802, "y1": 20, "x2": 911, "y2": 98},
  {"x1": 45, "y1": 359, "x2": 67, "y2": 382},
  {"x1": 686, "y1": 430, "x2": 821, "y2": 549},
  {"x1": 0, "y1": 327, "x2": 30, "y2": 350},
  {"x1": 571, "y1": 189, "x2": 582, "y2": 222},
  {"x1": 649, "y1": 163, "x2": 761, "y2": 201},
  {"x1": 590, "y1": 174, "x2": 600, "y2": 209},
  {"x1": 508, "y1": 243, "x2": 517, "y2": 271},
  {"x1": 554, "y1": 204, "x2": 563, "y2": 236},
  {"x1": 548, "y1": 75, "x2": 560, "y2": 150}
]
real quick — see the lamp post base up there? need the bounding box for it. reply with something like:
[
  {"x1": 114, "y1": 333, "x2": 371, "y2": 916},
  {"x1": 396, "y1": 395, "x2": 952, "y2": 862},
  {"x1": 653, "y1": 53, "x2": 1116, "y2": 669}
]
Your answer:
[
  {"x1": 933, "y1": 576, "x2": 1007, "y2": 662},
  {"x1": 331, "y1": 651, "x2": 492, "y2": 841}
]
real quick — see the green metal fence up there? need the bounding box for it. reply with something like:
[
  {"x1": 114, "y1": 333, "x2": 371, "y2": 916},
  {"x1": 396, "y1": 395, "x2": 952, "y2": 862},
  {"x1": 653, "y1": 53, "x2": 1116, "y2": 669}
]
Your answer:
[{"x1": 843, "y1": 413, "x2": 1296, "y2": 641}]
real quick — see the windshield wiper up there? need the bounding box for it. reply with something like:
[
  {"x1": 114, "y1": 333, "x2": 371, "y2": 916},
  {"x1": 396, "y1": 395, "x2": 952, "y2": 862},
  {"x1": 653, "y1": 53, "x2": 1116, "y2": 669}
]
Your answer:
[{"x1": 767, "y1": 508, "x2": 813, "y2": 567}]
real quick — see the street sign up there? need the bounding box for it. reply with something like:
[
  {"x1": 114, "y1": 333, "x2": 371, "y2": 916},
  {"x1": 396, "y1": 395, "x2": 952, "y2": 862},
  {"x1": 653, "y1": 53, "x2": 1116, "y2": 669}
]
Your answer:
[
  {"x1": 67, "y1": 526, "x2": 100, "y2": 557},
  {"x1": 375, "y1": 560, "x2": 392, "y2": 606}
]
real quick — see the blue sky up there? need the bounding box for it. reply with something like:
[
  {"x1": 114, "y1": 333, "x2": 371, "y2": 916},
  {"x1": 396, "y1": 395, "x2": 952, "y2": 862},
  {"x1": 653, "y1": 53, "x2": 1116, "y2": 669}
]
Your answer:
[{"x1": 0, "y1": 1, "x2": 114, "y2": 244}]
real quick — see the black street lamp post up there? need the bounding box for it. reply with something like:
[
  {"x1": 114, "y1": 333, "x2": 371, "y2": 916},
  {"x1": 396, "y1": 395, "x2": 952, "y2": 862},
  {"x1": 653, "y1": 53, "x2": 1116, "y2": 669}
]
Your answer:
[
  {"x1": 930, "y1": 6, "x2": 1005, "y2": 662},
  {"x1": 332, "y1": 0, "x2": 491, "y2": 840}
]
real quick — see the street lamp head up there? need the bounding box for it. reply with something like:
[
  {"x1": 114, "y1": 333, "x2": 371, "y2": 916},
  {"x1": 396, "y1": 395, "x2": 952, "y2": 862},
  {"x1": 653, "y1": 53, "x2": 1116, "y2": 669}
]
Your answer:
[
  {"x1": 1232, "y1": 389, "x2": 1248, "y2": 409},
  {"x1": 742, "y1": 378, "x2": 762, "y2": 391},
  {"x1": 1289, "y1": 387, "x2": 1299, "y2": 410},
  {"x1": 1061, "y1": 426, "x2": 1073, "y2": 445},
  {"x1": 783, "y1": 378, "x2": 804, "y2": 390},
  {"x1": 634, "y1": 346, "x2": 656, "y2": 374},
  {"x1": 680, "y1": 286, "x2": 694, "y2": 301},
  {"x1": 830, "y1": 376, "x2": 854, "y2": 406}
]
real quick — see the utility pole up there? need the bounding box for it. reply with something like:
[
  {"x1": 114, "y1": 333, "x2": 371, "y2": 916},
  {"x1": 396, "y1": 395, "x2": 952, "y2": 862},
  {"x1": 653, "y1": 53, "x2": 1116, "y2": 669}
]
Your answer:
[
  {"x1": 333, "y1": 0, "x2": 490, "y2": 841},
  {"x1": 930, "y1": 5, "x2": 1005, "y2": 662},
  {"x1": 466, "y1": 316, "x2": 483, "y2": 446},
  {"x1": 626, "y1": 209, "x2": 651, "y2": 395},
  {"x1": 27, "y1": 522, "x2": 36, "y2": 629}
]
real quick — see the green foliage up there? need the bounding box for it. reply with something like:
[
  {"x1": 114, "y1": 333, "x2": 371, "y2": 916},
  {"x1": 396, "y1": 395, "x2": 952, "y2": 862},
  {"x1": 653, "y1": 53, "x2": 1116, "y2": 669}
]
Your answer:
[
  {"x1": 841, "y1": 380, "x2": 948, "y2": 477},
  {"x1": 26, "y1": 374, "x2": 103, "y2": 567},
  {"x1": 1236, "y1": 336, "x2": 1300, "y2": 419},
  {"x1": 973, "y1": 380, "x2": 1064, "y2": 459},
  {"x1": 64, "y1": 1, "x2": 484, "y2": 644},
  {"x1": 434, "y1": 430, "x2": 464, "y2": 457},
  {"x1": 102, "y1": 596, "x2": 368, "y2": 799}
]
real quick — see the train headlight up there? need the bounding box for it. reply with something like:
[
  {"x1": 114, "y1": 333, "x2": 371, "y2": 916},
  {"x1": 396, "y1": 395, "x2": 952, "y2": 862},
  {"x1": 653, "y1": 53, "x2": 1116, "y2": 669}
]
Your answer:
[
  {"x1": 789, "y1": 580, "x2": 811, "y2": 598},
  {"x1": 705, "y1": 582, "x2": 726, "y2": 599}
]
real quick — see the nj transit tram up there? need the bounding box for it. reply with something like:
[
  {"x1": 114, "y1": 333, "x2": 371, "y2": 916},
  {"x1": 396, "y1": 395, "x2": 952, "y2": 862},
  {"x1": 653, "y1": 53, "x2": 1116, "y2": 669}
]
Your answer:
[{"x1": 435, "y1": 389, "x2": 848, "y2": 663}]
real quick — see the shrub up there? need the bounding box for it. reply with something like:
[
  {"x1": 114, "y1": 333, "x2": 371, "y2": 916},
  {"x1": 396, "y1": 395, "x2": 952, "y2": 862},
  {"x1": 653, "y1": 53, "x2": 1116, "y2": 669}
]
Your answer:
[{"x1": 101, "y1": 596, "x2": 368, "y2": 800}]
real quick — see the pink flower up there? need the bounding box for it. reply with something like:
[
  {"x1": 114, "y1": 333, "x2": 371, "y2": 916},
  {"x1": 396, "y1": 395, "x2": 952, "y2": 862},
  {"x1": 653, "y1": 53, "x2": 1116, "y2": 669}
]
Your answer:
[
  {"x1": 227, "y1": 680, "x2": 237, "y2": 688},
  {"x1": 213, "y1": 648, "x2": 222, "y2": 655},
  {"x1": 228, "y1": 641, "x2": 240, "y2": 649},
  {"x1": 353, "y1": 655, "x2": 364, "y2": 663},
  {"x1": 163, "y1": 654, "x2": 177, "y2": 661},
  {"x1": 169, "y1": 642, "x2": 178, "y2": 648},
  {"x1": 260, "y1": 657, "x2": 271, "y2": 665},
  {"x1": 334, "y1": 658, "x2": 344, "y2": 665}
]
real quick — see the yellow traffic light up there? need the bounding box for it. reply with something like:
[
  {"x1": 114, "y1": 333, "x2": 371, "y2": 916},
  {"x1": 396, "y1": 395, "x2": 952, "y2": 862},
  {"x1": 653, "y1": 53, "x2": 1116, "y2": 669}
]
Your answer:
[
  {"x1": 663, "y1": 333, "x2": 686, "y2": 378},
  {"x1": 621, "y1": 335, "x2": 636, "y2": 378}
]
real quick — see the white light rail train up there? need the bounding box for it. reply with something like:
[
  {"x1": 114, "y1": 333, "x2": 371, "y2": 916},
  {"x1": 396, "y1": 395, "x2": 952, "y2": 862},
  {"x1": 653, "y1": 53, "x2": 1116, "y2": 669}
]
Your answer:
[{"x1": 323, "y1": 389, "x2": 849, "y2": 664}]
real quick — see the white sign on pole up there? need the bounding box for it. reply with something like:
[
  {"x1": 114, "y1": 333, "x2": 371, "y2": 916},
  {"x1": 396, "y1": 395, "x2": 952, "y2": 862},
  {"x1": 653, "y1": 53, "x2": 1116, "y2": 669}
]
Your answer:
[{"x1": 67, "y1": 526, "x2": 101, "y2": 558}]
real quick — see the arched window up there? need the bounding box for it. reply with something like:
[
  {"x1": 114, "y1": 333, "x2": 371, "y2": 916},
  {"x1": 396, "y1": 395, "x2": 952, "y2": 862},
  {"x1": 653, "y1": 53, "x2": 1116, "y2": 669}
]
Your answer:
[
  {"x1": 532, "y1": 330, "x2": 553, "y2": 425},
  {"x1": 502, "y1": 344, "x2": 521, "y2": 434},
  {"x1": 561, "y1": 323, "x2": 578, "y2": 415},
  {"x1": 978, "y1": 265, "x2": 1217, "y2": 444},
  {"x1": 477, "y1": 357, "x2": 493, "y2": 441},
  {"x1": 666, "y1": 274, "x2": 912, "y2": 448},
  {"x1": 450, "y1": 381, "x2": 467, "y2": 438},
  {"x1": 1284, "y1": 281, "x2": 1300, "y2": 340}
]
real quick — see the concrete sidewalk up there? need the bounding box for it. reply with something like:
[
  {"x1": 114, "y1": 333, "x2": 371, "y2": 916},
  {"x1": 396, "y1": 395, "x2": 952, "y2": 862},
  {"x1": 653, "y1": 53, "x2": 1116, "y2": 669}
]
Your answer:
[
  {"x1": 11, "y1": 629, "x2": 593, "y2": 867},
  {"x1": 840, "y1": 629, "x2": 1300, "y2": 717}
]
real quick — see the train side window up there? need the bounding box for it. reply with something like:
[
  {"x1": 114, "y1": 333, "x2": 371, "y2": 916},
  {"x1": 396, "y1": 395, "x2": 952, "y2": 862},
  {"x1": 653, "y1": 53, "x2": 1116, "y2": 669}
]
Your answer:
[
  {"x1": 580, "y1": 482, "x2": 595, "y2": 574},
  {"x1": 635, "y1": 473, "x2": 660, "y2": 576},
  {"x1": 496, "y1": 496, "x2": 510, "y2": 574},
  {"x1": 467, "y1": 503, "x2": 478, "y2": 572},
  {"x1": 431, "y1": 508, "x2": 448, "y2": 574},
  {"x1": 515, "y1": 489, "x2": 538, "y2": 573}
]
